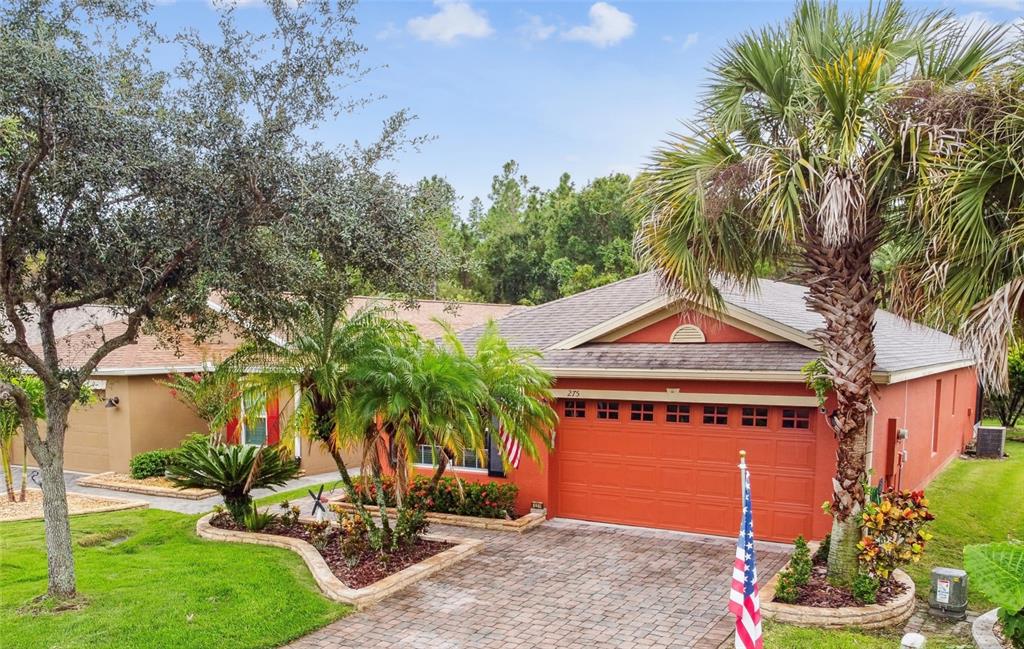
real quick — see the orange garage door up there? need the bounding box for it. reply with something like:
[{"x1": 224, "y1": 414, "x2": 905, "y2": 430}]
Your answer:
[{"x1": 554, "y1": 400, "x2": 818, "y2": 542}]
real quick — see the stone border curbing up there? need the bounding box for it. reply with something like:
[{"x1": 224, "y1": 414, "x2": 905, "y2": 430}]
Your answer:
[
  {"x1": 77, "y1": 472, "x2": 217, "y2": 500},
  {"x1": 328, "y1": 499, "x2": 546, "y2": 533},
  {"x1": 195, "y1": 512, "x2": 484, "y2": 609},
  {"x1": 760, "y1": 567, "x2": 916, "y2": 630},
  {"x1": 973, "y1": 608, "x2": 1008, "y2": 649}
]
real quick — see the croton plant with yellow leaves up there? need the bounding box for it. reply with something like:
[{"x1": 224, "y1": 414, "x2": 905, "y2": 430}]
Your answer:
[{"x1": 856, "y1": 489, "x2": 935, "y2": 580}]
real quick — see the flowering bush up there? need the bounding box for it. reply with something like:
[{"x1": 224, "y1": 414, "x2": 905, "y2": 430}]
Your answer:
[
  {"x1": 857, "y1": 489, "x2": 934, "y2": 580},
  {"x1": 352, "y1": 475, "x2": 519, "y2": 519}
]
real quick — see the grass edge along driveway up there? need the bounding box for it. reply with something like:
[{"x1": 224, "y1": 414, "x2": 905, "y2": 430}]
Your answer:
[{"x1": 0, "y1": 508, "x2": 350, "y2": 649}]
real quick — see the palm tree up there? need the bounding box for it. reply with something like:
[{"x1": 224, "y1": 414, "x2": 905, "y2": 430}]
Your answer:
[
  {"x1": 887, "y1": 34, "x2": 1023, "y2": 390},
  {"x1": 344, "y1": 331, "x2": 488, "y2": 503},
  {"x1": 439, "y1": 320, "x2": 557, "y2": 483},
  {"x1": 630, "y1": 0, "x2": 1010, "y2": 582},
  {"x1": 215, "y1": 304, "x2": 413, "y2": 493}
]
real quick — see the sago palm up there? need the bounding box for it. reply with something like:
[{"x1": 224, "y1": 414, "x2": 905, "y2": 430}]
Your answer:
[{"x1": 630, "y1": 0, "x2": 1010, "y2": 582}]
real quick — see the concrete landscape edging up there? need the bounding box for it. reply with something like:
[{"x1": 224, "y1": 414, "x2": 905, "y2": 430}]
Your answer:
[
  {"x1": 328, "y1": 499, "x2": 546, "y2": 533},
  {"x1": 195, "y1": 512, "x2": 484, "y2": 609},
  {"x1": 973, "y1": 608, "x2": 1009, "y2": 649},
  {"x1": 77, "y1": 472, "x2": 217, "y2": 500},
  {"x1": 759, "y1": 567, "x2": 917, "y2": 630}
]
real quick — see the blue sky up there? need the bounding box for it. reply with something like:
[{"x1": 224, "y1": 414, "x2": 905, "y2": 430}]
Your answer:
[{"x1": 154, "y1": 0, "x2": 1023, "y2": 213}]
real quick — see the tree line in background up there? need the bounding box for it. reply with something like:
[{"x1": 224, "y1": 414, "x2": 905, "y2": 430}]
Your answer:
[{"x1": 418, "y1": 161, "x2": 639, "y2": 305}]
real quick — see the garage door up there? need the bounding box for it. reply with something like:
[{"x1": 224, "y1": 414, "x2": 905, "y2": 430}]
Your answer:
[{"x1": 555, "y1": 399, "x2": 818, "y2": 542}]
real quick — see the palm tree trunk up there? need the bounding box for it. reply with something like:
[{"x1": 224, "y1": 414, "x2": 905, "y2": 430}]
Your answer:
[
  {"x1": 430, "y1": 453, "x2": 448, "y2": 488},
  {"x1": 1, "y1": 440, "x2": 15, "y2": 502},
  {"x1": 19, "y1": 437, "x2": 28, "y2": 501},
  {"x1": 803, "y1": 226, "x2": 879, "y2": 586}
]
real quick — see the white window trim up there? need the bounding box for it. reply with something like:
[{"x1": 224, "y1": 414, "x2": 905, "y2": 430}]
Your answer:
[
  {"x1": 240, "y1": 398, "x2": 268, "y2": 446},
  {"x1": 412, "y1": 444, "x2": 487, "y2": 473}
]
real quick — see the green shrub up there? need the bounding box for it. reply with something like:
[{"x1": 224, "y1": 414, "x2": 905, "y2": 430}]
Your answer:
[
  {"x1": 852, "y1": 572, "x2": 880, "y2": 605},
  {"x1": 790, "y1": 536, "x2": 812, "y2": 586},
  {"x1": 393, "y1": 506, "x2": 428, "y2": 547},
  {"x1": 814, "y1": 533, "x2": 831, "y2": 564},
  {"x1": 352, "y1": 475, "x2": 519, "y2": 519},
  {"x1": 965, "y1": 542, "x2": 1024, "y2": 648},
  {"x1": 337, "y1": 512, "x2": 368, "y2": 567},
  {"x1": 129, "y1": 449, "x2": 173, "y2": 479},
  {"x1": 774, "y1": 569, "x2": 800, "y2": 603},
  {"x1": 241, "y1": 504, "x2": 276, "y2": 532},
  {"x1": 166, "y1": 442, "x2": 299, "y2": 522}
]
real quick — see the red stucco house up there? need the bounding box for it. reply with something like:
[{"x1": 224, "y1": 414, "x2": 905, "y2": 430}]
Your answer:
[{"x1": 445, "y1": 273, "x2": 978, "y2": 542}]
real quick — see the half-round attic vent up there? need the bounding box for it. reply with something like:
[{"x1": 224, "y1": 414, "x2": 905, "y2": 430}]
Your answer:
[{"x1": 670, "y1": 324, "x2": 706, "y2": 344}]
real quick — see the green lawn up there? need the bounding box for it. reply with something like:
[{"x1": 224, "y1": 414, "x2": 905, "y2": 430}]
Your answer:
[
  {"x1": 903, "y1": 440, "x2": 1024, "y2": 610},
  {"x1": 0, "y1": 509, "x2": 349, "y2": 649},
  {"x1": 763, "y1": 622, "x2": 970, "y2": 648},
  {"x1": 255, "y1": 478, "x2": 347, "y2": 507}
]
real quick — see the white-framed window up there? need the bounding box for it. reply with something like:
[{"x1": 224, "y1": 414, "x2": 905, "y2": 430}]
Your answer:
[
  {"x1": 242, "y1": 395, "x2": 268, "y2": 446},
  {"x1": 414, "y1": 444, "x2": 485, "y2": 471}
]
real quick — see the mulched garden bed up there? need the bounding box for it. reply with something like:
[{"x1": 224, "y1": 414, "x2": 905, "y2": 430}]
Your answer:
[
  {"x1": 209, "y1": 513, "x2": 452, "y2": 589},
  {"x1": 784, "y1": 555, "x2": 906, "y2": 608}
]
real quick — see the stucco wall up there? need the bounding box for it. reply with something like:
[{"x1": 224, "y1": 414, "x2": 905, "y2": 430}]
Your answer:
[{"x1": 871, "y1": 366, "x2": 978, "y2": 492}]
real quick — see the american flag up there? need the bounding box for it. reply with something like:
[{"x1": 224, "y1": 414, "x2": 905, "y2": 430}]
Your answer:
[
  {"x1": 729, "y1": 456, "x2": 763, "y2": 649},
  {"x1": 499, "y1": 424, "x2": 522, "y2": 469}
]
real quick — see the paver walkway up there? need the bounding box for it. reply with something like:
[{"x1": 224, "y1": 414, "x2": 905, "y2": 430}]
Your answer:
[
  {"x1": 288, "y1": 519, "x2": 789, "y2": 649},
  {"x1": 3, "y1": 466, "x2": 344, "y2": 514}
]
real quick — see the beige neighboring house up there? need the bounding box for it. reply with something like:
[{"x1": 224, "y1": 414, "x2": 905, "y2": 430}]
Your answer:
[{"x1": 9, "y1": 298, "x2": 523, "y2": 475}]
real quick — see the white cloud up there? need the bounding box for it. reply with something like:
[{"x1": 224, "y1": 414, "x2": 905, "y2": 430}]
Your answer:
[
  {"x1": 955, "y1": 11, "x2": 1024, "y2": 44},
  {"x1": 681, "y1": 32, "x2": 699, "y2": 51},
  {"x1": 407, "y1": 1, "x2": 494, "y2": 45},
  {"x1": 562, "y1": 2, "x2": 636, "y2": 48},
  {"x1": 519, "y1": 15, "x2": 556, "y2": 42},
  {"x1": 960, "y1": 0, "x2": 1022, "y2": 10},
  {"x1": 376, "y1": 22, "x2": 402, "y2": 41}
]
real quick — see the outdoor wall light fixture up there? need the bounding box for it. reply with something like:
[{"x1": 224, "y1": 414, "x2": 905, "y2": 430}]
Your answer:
[{"x1": 104, "y1": 396, "x2": 120, "y2": 408}]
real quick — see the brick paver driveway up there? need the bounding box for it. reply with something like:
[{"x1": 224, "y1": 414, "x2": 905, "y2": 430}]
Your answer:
[{"x1": 287, "y1": 519, "x2": 789, "y2": 649}]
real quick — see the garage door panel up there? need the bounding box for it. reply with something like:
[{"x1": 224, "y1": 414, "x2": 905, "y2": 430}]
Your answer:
[
  {"x1": 777, "y1": 440, "x2": 816, "y2": 469},
  {"x1": 660, "y1": 433, "x2": 696, "y2": 460},
  {"x1": 773, "y1": 475, "x2": 815, "y2": 507},
  {"x1": 696, "y1": 469, "x2": 737, "y2": 499},
  {"x1": 555, "y1": 406, "x2": 818, "y2": 542},
  {"x1": 697, "y1": 436, "x2": 739, "y2": 462},
  {"x1": 656, "y1": 465, "x2": 696, "y2": 494},
  {"x1": 741, "y1": 438, "x2": 777, "y2": 465}
]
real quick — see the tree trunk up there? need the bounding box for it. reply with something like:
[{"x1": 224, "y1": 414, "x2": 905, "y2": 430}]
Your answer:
[
  {"x1": 19, "y1": 437, "x2": 28, "y2": 501},
  {"x1": 430, "y1": 453, "x2": 448, "y2": 489},
  {"x1": 26, "y1": 405, "x2": 78, "y2": 599},
  {"x1": 803, "y1": 223, "x2": 879, "y2": 586},
  {"x1": 1, "y1": 440, "x2": 15, "y2": 501}
]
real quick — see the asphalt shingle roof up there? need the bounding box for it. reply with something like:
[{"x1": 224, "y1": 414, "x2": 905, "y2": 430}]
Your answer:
[{"x1": 458, "y1": 272, "x2": 971, "y2": 375}]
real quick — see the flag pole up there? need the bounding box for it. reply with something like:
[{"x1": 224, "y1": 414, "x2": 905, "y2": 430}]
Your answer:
[{"x1": 738, "y1": 449, "x2": 747, "y2": 490}]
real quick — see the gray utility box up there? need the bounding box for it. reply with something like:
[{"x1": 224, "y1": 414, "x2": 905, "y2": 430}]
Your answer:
[
  {"x1": 929, "y1": 567, "x2": 968, "y2": 620},
  {"x1": 976, "y1": 426, "x2": 1006, "y2": 459}
]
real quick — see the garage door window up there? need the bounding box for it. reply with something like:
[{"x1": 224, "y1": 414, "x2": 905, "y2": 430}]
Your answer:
[
  {"x1": 666, "y1": 404, "x2": 690, "y2": 423},
  {"x1": 630, "y1": 402, "x2": 654, "y2": 422},
  {"x1": 703, "y1": 405, "x2": 729, "y2": 425},
  {"x1": 597, "y1": 401, "x2": 620, "y2": 420},
  {"x1": 564, "y1": 399, "x2": 586, "y2": 418},
  {"x1": 741, "y1": 406, "x2": 769, "y2": 427},
  {"x1": 782, "y1": 408, "x2": 811, "y2": 429}
]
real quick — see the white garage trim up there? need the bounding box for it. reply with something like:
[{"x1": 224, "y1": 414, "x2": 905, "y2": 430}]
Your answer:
[{"x1": 551, "y1": 388, "x2": 819, "y2": 407}]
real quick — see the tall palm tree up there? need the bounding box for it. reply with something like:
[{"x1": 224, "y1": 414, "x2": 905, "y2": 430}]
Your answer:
[
  {"x1": 215, "y1": 304, "x2": 413, "y2": 493},
  {"x1": 630, "y1": 0, "x2": 1010, "y2": 582},
  {"x1": 887, "y1": 34, "x2": 1023, "y2": 390}
]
